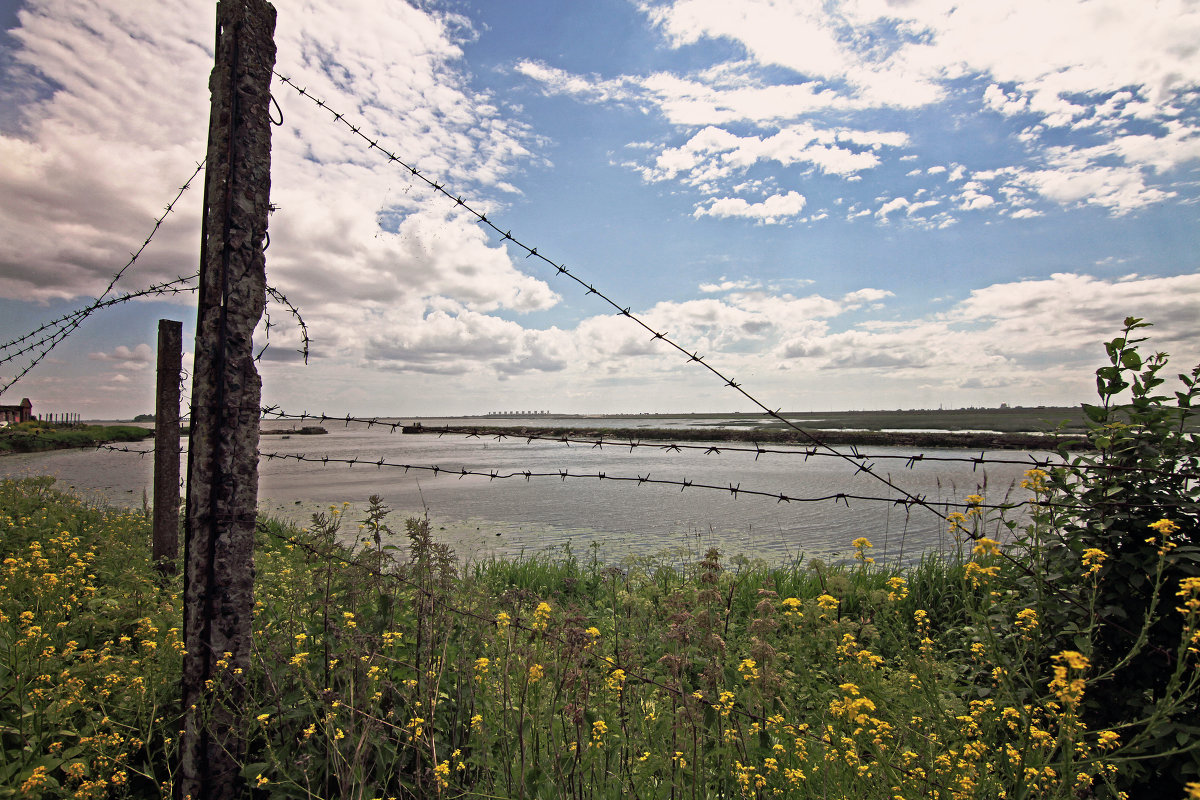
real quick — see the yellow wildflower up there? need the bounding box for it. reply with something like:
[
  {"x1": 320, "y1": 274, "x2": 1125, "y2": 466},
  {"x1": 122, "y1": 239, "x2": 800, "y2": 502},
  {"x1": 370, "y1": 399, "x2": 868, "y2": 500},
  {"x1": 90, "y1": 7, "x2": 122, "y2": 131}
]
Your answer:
[{"x1": 1082, "y1": 548, "x2": 1107, "y2": 577}]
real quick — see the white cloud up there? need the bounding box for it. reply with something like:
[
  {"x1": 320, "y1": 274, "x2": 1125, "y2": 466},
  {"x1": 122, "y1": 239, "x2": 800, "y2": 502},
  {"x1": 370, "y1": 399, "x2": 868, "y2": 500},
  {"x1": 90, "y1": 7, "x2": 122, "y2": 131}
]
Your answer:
[
  {"x1": 0, "y1": 0, "x2": 563, "y2": 394},
  {"x1": 693, "y1": 191, "x2": 806, "y2": 224},
  {"x1": 88, "y1": 343, "x2": 154, "y2": 369},
  {"x1": 875, "y1": 197, "x2": 909, "y2": 220},
  {"x1": 1008, "y1": 164, "x2": 1175, "y2": 214},
  {"x1": 609, "y1": 0, "x2": 1200, "y2": 217},
  {"x1": 643, "y1": 123, "x2": 905, "y2": 186},
  {"x1": 699, "y1": 278, "x2": 762, "y2": 293}
]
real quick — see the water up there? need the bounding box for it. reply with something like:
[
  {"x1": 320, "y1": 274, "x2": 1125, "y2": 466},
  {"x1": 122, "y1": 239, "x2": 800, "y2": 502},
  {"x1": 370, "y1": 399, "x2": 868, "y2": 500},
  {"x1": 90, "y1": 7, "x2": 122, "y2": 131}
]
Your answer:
[{"x1": 0, "y1": 418, "x2": 1051, "y2": 566}]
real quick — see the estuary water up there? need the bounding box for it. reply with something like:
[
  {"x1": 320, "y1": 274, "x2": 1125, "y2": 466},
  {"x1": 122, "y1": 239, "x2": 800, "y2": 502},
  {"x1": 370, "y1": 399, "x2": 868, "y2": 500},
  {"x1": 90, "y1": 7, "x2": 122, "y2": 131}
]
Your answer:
[{"x1": 0, "y1": 417, "x2": 1054, "y2": 567}]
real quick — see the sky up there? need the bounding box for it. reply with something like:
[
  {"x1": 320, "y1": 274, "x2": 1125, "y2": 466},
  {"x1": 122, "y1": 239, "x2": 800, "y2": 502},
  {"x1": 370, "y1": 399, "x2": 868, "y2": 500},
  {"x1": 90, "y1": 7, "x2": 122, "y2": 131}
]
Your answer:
[{"x1": 0, "y1": 0, "x2": 1198, "y2": 420}]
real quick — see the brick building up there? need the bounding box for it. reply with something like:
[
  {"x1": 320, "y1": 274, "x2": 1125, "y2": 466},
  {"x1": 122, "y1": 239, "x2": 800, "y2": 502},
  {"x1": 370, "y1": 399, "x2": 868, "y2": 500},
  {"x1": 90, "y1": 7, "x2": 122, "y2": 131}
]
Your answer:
[{"x1": 0, "y1": 398, "x2": 33, "y2": 424}]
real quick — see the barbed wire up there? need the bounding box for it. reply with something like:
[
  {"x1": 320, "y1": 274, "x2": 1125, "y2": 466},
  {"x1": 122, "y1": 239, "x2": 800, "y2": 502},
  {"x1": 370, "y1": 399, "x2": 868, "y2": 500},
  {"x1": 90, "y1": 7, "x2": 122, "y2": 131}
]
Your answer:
[
  {"x1": 257, "y1": 408, "x2": 1200, "y2": 480},
  {"x1": 0, "y1": 275, "x2": 196, "y2": 362},
  {"x1": 255, "y1": 448, "x2": 1198, "y2": 515},
  {"x1": 0, "y1": 163, "x2": 206, "y2": 399},
  {"x1": 259, "y1": 286, "x2": 310, "y2": 363},
  {"x1": 13, "y1": 435, "x2": 1193, "y2": 515},
  {"x1": 266, "y1": 74, "x2": 1200, "y2": 639},
  {"x1": 0, "y1": 275, "x2": 201, "y2": 397},
  {"x1": 270, "y1": 73, "x2": 957, "y2": 526},
  {"x1": 0, "y1": 274, "x2": 200, "y2": 364},
  {"x1": 0, "y1": 163, "x2": 308, "y2": 396}
]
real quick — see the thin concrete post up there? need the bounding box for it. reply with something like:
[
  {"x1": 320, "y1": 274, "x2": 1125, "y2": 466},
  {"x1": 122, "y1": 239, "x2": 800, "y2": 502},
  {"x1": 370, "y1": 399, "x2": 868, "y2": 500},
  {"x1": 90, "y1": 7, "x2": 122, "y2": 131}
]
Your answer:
[
  {"x1": 152, "y1": 319, "x2": 182, "y2": 575},
  {"x1": 179, "y1": 1, "x2": 276, "y2": 798}
]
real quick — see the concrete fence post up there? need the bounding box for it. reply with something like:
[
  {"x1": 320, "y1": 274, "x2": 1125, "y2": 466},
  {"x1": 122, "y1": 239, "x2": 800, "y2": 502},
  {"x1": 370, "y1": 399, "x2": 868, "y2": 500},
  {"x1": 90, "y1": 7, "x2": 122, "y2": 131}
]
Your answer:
[
  {"x1": 179, "y1": 1, "x2": 276, "y2": 797},
  {"x1": 152, "y1": 318, "x2": 182, "y2": 575}
]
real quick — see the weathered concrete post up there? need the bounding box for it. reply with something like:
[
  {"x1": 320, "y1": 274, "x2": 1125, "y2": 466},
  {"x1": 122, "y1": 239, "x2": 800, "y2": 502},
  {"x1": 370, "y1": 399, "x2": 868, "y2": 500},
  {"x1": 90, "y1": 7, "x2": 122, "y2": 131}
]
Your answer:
[
  {"x1": 180, "y1": 1, "x2": 276, "y2": 798},
  {"x1": 153, "y1": 318, "x2": 183, "y2": 575}
]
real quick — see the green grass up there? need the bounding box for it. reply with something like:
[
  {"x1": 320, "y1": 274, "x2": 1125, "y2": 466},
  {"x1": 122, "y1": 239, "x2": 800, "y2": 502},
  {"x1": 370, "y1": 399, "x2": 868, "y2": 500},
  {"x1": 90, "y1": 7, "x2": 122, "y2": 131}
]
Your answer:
[
  {"x1": 0, "y1": 422, "x2": 153, "y2": 454},
  {"x1": 2, "y1": 477, "x2": 1196, "y2": 799}
]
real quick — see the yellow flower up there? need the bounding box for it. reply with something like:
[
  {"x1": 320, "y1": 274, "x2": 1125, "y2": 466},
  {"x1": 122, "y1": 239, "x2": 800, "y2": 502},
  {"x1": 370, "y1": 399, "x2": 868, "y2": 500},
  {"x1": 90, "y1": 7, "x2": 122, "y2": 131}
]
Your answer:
[
  {"x1": 1081, "y1": 548, "x2": 1107, "y2": 577},
  {"x1": 972, "y1": 537, "x2": 1000, "y2": 557},
  {"x1": 1049, "y1": 651, "x2": 1090, "y2": 705},
  {"x1": 1020, "y1": 468, "x2": 1048, "y2": 492},
  {"x1": 1015, "y1": 608, "x2": 1038, "y2": 631},
  {"x1": 495, "y1": 611, "x2": 511, "y2": 629},
  {"x1": 738, "y1": 658, "x2": 760, "y2": 681},
  {"x1": 886, "y1": 576, "x2": 909, "y2": 602},
  {"x1": 605, "y1": 668, "x2": 625, "y2": 693},
  {"x1": 964, "y1": 561, "x2": 1000, "y2": 587},
  {"x1": 532, "y1": 601, "x2": 552, "y2": 631},
  {"x1": 965, "y1": 493, "x2": 984, "y2": 505},
  {"x1": 529, "y1": 663, "x2": 545, "y2": 683},
  {"x1": 1183, "y1": 781, "x2": 1200, "y2": 799},
  {"x1": 20, "y1": 766, "x2": 50, "y2": 793},
  {"x1": 816, "y1": 594, "x2": 839, "y2": 612},
  {"x1": 1059, "y1": 650, "x2": 1089, "y2": 670},
  {"x1": 433, "y1": 761, "x2": 450, "y2": 790},
  {"x1": 1149, "y1": 518, "x2": 1179, "y2": 536},
  {"x1": 851, "y1": 536, "x2": 874, "y2": 563}
]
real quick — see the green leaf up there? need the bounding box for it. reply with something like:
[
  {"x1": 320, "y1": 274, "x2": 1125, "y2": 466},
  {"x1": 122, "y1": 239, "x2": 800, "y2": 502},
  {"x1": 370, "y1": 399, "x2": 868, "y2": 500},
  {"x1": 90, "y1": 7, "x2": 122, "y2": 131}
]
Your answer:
[{"x1": 1121, "y1": 350, "x2": 1142, "y2": 370}]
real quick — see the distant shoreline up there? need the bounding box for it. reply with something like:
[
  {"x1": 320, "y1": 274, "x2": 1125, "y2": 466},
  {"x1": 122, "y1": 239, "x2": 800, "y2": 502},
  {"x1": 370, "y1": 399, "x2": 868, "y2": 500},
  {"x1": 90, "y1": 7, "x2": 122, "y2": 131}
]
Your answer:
[{"x1": 400, "y1": 423, "x2": 1088, "y2": 451}]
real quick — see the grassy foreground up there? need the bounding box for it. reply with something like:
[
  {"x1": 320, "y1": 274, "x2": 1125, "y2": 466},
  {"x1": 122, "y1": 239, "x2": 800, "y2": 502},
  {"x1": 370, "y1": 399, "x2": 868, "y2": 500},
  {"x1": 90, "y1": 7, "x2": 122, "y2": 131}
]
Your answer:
[{"x1": 2, "y1": 476, "x2": 1198, "y2": 799}]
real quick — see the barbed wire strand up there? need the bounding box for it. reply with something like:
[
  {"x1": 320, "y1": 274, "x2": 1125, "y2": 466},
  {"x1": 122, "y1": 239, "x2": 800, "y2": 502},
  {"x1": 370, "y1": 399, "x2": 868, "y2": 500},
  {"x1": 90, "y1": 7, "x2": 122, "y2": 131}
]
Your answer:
[
  {"x1": 10, "y1": 436, "x2": 1194, "y2": 516},
  {"x1": 0, "y1": 274, "x2": 200, "y2": 365},
  {"x1": 0, "y1": 275, "x2": 201, "y2": 396},
  {"x1": 0, "y1": 163, "x2": 206, "y2": 399},
  {"x1": 257, "y1": 409, "x2": 1200, "y2": 480}
]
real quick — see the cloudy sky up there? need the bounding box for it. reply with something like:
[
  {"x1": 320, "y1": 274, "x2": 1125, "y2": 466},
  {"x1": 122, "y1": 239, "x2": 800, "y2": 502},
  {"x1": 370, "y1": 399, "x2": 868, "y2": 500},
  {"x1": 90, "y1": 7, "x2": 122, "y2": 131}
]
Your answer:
[{"x1": 0, "y1": 0, "x2": 1197, "y2": 420}]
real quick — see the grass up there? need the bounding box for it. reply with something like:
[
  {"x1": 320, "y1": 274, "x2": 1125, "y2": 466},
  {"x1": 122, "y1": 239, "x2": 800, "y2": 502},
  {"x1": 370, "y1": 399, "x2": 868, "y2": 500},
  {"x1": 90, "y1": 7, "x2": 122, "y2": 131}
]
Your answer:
[
  {"x1": 2, "y1": 476, "x2": 1198, "y2": 799},
  {"x1": 0, "y1": 422, "x2": 153, "y2": 454}
]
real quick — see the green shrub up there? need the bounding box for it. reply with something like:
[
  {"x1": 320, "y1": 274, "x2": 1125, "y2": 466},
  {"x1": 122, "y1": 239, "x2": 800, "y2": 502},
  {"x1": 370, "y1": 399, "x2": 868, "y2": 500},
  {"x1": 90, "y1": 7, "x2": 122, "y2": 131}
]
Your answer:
[{"x1": 1036, "y1": 318, "x2": 1200, "y2": 793}]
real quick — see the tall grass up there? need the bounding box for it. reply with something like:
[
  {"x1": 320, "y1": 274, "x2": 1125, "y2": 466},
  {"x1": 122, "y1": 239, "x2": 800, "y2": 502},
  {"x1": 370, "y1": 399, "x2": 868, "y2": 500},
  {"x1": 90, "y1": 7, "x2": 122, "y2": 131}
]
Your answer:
[{"x1": 2, "y1": 477, "x2": 1198, "y2": 799}]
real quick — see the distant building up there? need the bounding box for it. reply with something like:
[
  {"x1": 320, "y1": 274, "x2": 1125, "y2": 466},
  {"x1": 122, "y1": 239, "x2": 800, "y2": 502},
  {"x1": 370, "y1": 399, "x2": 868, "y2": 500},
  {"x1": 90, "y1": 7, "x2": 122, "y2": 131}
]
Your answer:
[{"x1": 0, "y1": 398, "x2": 33, "y2": 424}]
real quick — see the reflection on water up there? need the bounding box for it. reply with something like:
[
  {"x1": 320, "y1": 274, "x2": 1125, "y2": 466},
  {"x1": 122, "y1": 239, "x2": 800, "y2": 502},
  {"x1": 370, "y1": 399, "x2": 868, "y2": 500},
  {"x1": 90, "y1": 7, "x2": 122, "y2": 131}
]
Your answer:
[{"x1": 1, "y1": 420, "x2": 1051, "y2": 567}]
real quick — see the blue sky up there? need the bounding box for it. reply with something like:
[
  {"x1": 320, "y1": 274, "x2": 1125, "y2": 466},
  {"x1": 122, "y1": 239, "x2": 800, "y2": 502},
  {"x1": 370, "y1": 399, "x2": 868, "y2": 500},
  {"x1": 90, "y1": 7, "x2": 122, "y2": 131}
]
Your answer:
[{"x1": 0, "y1": 0, "x2": 1197, "y2": 419}]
